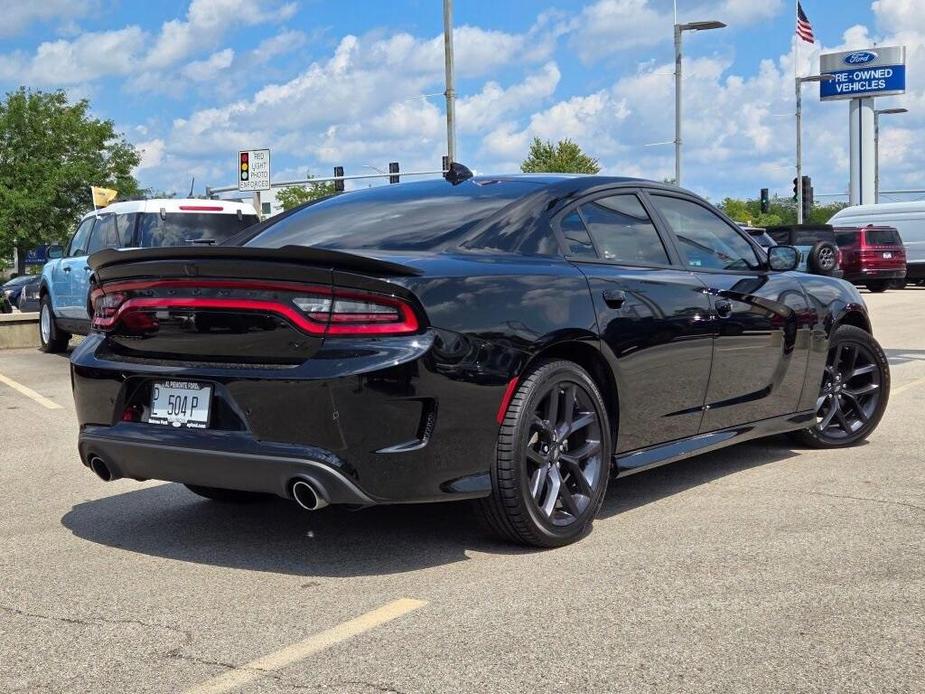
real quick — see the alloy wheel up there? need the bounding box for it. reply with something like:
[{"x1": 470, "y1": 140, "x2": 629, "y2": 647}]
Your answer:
[
  {"x1": 817, "y1": 245, "x2": 837, "y2": 272},
  {"x1": 814, "y1": 341, "x2": 882, "y2": 439},
  {"x1": 525, "y1": 381, "x2": 603, "y2": 526}
]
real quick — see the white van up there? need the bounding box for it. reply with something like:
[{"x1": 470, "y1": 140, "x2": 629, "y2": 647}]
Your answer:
[{"x1": 829, "y1": 201, "x2": 925, "y2": 282}]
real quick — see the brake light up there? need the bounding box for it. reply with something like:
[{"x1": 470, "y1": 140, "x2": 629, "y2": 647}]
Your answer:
[{"x1": 178, "y1": 205, "x2": 224, "y2": 212}]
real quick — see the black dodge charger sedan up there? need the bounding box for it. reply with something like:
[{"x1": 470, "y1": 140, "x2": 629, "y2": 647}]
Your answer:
[{"x1": 71, "y1": 174, "x2": 890, "y2": 547}]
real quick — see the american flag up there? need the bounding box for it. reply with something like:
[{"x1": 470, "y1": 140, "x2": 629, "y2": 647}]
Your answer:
[{"x1": 796, "y1": 2, "x2": 815, "y2": 44}]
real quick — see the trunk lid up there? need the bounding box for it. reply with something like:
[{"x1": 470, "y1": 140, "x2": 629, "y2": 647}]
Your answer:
[{"x1": 88, "y1": 246, "x2": 423, "y2": 365}]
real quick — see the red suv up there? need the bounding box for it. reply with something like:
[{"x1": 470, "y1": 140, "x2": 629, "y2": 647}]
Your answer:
[{"x1": 834, "y1": 225, "x2": 907, "y2": 292}]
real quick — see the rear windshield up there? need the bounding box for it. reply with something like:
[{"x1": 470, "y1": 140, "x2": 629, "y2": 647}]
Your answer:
[
  {"x1": 791, "y1": 230, "x2": 835, "y2": 245},
  {"x1": 866, "y1": 228, "x2": 902, "y2": 245},
  {"x1": 244, "y1": 180, "x2": 532, "y2": 251},
  {"x1": 139, "y1": 212, "x2": 259, "y2": 247}
]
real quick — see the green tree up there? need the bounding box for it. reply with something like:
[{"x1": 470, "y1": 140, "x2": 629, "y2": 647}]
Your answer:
[
  {"x1": 718, "y1": 195, "x2": 848, "y2": 227},
  {"x1": 276, "y1": 176, "x2": 337, "y2": 211},
  {"x1": 520, "y1": 138, "x2": 601, "y2": 174},
  {"x1": 0, "y1": 88, "x2": 141, "y2": 273}
]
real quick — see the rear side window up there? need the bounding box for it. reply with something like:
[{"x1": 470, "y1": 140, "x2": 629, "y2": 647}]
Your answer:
[
  {"x1": 575, "y1": 194, "x2": 670, "y2": 265},
  {"x1": 139, "y1": 213, "x2": 259, "y2": 247},
  {"x1": 86, "y1": 213, "x2": 135, "y2": 254},
  {"x1": 68, "y1": 218, "x2": 95, "y2": 257},
  {"x1": 792, "y1": 229, "x2": 835, "y2": 245},
  {"x1": 835, "y1": 231, "x2": 859, "y2": 248},
  {"x1": 866, "y1": 228, "x2": 901, "y2": 245},
  {"x1": 559, "y1": 211, "x2": 597, "y2": 258}
]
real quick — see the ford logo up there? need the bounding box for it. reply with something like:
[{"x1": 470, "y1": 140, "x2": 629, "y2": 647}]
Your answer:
[{"x1": 844, "y1": 51, "x2": 878, "y2": 65}]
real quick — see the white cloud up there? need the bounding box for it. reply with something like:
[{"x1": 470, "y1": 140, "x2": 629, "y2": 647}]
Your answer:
[
  {"x1": 567, "y1": 0, "x2": 783, "y2": 64},
  {"x1": 0, "y1": 1, "x2": 95, "y2": 37},
  {"x1": 136, "y1": 139, "x2": 166, "y2": 170},
  {"x1": 144, "y1": 0, "x2": 295, "y2": 70},
  {"x1": 182, "y1": 48, "x2": 235, "y2": 81}
]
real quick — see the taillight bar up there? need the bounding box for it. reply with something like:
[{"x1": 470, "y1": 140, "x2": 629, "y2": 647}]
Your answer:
[{"x1": 91, "y1": 280, "x2": 420, "y2": 337}]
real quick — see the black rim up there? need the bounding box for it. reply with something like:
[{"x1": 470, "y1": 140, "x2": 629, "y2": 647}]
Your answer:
[
  {"x1": 815, "y1": 341, "x2": 882, "y2": 439},
  {"x1": 525, "y1": 381, "x2": 603, "y2": 527}
]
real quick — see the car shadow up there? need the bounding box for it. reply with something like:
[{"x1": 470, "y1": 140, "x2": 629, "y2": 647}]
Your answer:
[{"x1": 61, "y1": 436, "x2": 803, "y2": 577}]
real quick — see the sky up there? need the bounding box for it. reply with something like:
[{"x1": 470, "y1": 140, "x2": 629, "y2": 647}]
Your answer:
[{"x1": 0, "y1": 0, "x2": 921, "y2": 203}]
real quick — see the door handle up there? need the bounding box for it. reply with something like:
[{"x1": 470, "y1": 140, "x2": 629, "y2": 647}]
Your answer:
[
  {"x1": 715, "y1": 298, "x2": 733, "y2": 318},
  {"x1": 83, "y1": 266, "x2": 91, "y2": 272},
  {"x1": 63, "y1": 267, "x2": 71, "y2": 273},
  {"x1": 602, "y1": 289, "x2": 626, "y2": 308}
]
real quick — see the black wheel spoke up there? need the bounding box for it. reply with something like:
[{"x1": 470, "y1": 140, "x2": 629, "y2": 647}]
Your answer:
[
  {"x1": 850, "y1": 363, "x2": 877, "y2": 378},
  {"x1": 845, "y1": 382, "x2": 878, "y2": 397},
  {"x1": 818, "y1": 398, "x2": 839, "y2": 430},
  {"x1": 540, "y1": 465, "x2": 562, "y2": 517},
  {"x1": 529, "y1": 466, "x2": 547, "y2": 502},
  {"x1": 561, "y1": 385, "x2": 576, "y2": 433},
  {"x1": 834, "y1": 403, "x2": 853, "y2": 433},
  {"x1": 526, "y1": 447, "x2": 546, "y2": 466},
  {"x1": 560, "y1": 457, "x2": 594, "y2": 496},
  {"x1": 566, "y1": 412, "x2": 595, "y2": 437},
  {"x1": 545, "y1": 388, "x2": 559, "y2": 429},
  {"x1": 557, "y1": 482, "x2": 581, "y2": 516},
  {"x1": 841, "y1": 392, "x2": 869, "y2": 422}
]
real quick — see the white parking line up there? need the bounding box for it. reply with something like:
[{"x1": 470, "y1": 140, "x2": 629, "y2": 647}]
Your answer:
[
  {"x1": 183, "y1": 598, "x2": 427, "y2": 694},
  {"x1": 0, "y1": 372, "x2": 62, "y2": 410},
  {"x1": 893, "y1": 375, "x2": 925, "y2": 396}
]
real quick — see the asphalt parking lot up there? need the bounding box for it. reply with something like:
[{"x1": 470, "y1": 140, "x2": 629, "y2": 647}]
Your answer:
[{"x1": 1, "y1": 290, "x2": 923, "y2": 694}]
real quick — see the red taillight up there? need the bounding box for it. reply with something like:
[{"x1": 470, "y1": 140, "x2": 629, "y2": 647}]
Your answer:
[
  {"x1": 91, "y1": 281, "x2": 420, "y2": 337},
  {"x1": 178, "y1": 205, "x2": 224, "y2": 212}
]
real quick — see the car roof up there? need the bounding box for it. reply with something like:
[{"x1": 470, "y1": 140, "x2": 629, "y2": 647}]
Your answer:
[
  {"x1": 80, "y1": 198, "x2": 257, "y2": 222},
  {"x1": 830, "y1": 201, "x2": 925, "y2": 219}
]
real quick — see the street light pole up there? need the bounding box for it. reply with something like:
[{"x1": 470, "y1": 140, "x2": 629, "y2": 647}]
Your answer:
[
  {"x1": 443, "y1": 0, "x2": 457, "y2": 165},
  {"x1": 874, "y1": 107, "x2": 908, "y2": 203},
  {"x1": 673, "y1": 20, "x2": 726, "y2": 187},
  {"x1": 795, "y1": 74, "x2": 835, "y2": 223},
  {"x1": 674, "y1": 24, "x2": 682, "y2": 186}
]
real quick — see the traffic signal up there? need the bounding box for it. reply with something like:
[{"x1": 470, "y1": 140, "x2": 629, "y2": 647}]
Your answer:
[
  {"x1": 801, "y1": 175, "x2": 813, "y2": 220},
  {"x1": 389, "y1": 162, "x2": 400, "y2": 184},
  {"x1": 334, "y1": 166, "x2": 345, "y2": 193},
  {"x1": 760, "y1": 188, "x2": 769, "y2": 214},
  {"x1": 239, "y1": 152, "x2": 249, "y2": 183},
  {"x1": 792, "y1": 177, "x2": 799, "y2": 202}
]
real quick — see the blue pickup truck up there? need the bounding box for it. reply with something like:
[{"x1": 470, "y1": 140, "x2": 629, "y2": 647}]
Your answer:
[{"x1": 40, "y1": 198, "x2": 259, "y2": 352}]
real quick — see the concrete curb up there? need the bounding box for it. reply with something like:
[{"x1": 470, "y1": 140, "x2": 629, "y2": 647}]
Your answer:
[{"x1": 0, "y1": 312, "x2": 40, "y2": 349}]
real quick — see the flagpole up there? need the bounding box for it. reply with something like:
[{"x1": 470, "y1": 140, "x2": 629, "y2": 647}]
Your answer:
[{"x1": 794, "y1": 0, "x2": 801, "y2": 224}]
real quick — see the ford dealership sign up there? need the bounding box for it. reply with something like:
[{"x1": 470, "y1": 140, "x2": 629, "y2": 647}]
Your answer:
[
  {"x1": 843, "y1": 51, "x2": 878, "y2": 66},
  {"x1": 821, "y1": 46, "x2": 906, "y2": 101}
]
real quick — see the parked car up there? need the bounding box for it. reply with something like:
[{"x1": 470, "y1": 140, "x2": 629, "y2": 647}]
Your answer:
[
  {"x1": 2, "y1": 274, "x2": 35, "y2": 306},
  {"x1": 72, "y1": 174, "x2": 890, "y2": 548},
  {"x1": 765, "y1": 225, "x2": 841, "y2": 276},
  {"x1": 39, "y1": 199, "x2": 259, "y2": 352},
  {"x1": 17, "y1": 275, "x2": 41, "y2": 312},
  {"x1": 834, "y1": 225, "x2": 907, "y2": 292},
  {"x1": 829, "y1": 201, "x2": 925, "y2": 284}
]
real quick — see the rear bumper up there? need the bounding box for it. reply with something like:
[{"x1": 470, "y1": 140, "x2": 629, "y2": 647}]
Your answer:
[
  {"x1": 844, "y1": 268, "x2": 906, "y2": 282},
  {"x1": 70, "y1": 330, "x2": 524, "y2": 504},
  {"x1": 79, "y1": 425, "x2": 375, "y2": 505}
]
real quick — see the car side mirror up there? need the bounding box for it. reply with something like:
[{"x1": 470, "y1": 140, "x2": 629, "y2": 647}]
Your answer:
[
  {"x1": 767, "y1": 245, "x2": 799, "y2": 272},
  {"x1": 47, "y1": 245, "x2": 64, "y2": 260}
]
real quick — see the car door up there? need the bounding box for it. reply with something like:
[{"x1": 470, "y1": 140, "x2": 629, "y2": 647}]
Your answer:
[
  {"x1": 556, "y1": 190, "x2": 715, "y2": 453},
  {"x1": 69, "y1": 212, "x2": 123, "y2": 319},
  {"x1": 645, "y1": 192, "x2": 814, "y2": 431},
  {"x1": 55, "y1": 216, "x2": 95, "y2": 319}
]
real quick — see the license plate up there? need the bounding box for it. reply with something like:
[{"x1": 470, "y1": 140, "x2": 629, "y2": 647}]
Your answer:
[
  {"x1": 883, "y1": 252, "x2": 893, "y2": 258},
  {"x1": 149, "y1": 381, "x2": 212, "y2": 428}
]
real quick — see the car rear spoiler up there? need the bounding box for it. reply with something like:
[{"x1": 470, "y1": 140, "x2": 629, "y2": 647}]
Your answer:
[{"x1": 88, "y1": 245, "x2": 422, "y2": 277}]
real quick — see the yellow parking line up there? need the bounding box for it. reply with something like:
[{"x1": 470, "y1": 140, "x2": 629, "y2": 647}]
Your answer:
[
  {"x1": 0, "y1": 372, "x2": 62, "y2": 410},
  {"x1": 183, "y1": 598, "x2": 427, "y2": 694},
  {"x1": 893, "y1": 375, "x2": 925, "y2": 396}
]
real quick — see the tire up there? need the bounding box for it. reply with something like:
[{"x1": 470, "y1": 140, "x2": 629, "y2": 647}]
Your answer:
[
  {"x1": 791, "y1": 325, "x2": 890, "y2": 449},
  {"x1": 184, "y1": 484, "x2": 269, "y2": 503},
  {"x1": 39, "y1": 295, "x2": 70, "y2": 353},
  {"x1": 808, "y1": 241, "x2": 839, "y2": 276},
  {"x1": 479, "y1": 360, "x2": 612, "y2": 548},
  {"x1": 890, "y1": 279, "x2": 908, "y2": 290},
  {"x1": 866, "y1": 280, "x2": 888, "y2": 293}
]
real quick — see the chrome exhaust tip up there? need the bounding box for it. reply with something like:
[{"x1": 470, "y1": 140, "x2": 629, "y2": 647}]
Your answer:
[
  {"x1": 88, "y1": 455, "x2": 115, "y2": 482},
  {"x1": 291, "y1": 480, "x2": 329, "y2": 511}
]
